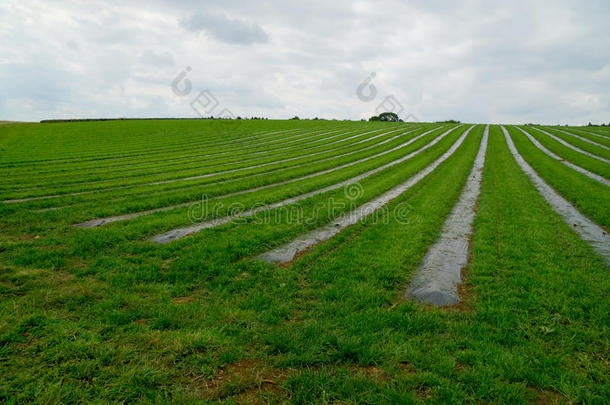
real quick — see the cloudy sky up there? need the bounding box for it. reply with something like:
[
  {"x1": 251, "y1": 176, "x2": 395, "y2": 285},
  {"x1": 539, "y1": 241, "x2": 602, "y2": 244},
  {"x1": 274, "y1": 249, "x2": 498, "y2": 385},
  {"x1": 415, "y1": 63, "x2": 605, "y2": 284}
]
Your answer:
[{"x1": 1, "y1": 0, "x2": 609, "y2": 124}]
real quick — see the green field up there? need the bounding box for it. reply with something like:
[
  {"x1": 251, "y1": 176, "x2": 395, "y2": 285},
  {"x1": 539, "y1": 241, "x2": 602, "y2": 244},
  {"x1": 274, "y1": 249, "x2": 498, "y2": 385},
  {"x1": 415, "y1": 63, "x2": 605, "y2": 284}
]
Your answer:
[{"x1": 0, "y1": 120, "x2": 608, "y2": 403}]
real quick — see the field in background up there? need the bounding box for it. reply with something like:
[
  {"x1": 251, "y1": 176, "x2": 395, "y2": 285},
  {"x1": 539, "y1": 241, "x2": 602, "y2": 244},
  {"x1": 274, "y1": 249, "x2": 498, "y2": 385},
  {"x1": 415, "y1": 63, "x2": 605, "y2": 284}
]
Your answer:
[{"x1": 0, "y1": 119, "x2": 608, "y2": 403}]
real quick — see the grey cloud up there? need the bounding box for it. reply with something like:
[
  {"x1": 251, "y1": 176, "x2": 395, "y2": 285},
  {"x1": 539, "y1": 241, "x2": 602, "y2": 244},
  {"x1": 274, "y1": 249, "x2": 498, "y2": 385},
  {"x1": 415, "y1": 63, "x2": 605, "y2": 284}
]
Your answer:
[
  {"x1": 137, "y1": 50, "x2": 175, "y2": 67},
  {"x1": 180, "y1": 12, "x2": 268, "y2": 45},
  {"x1": 0, "y1": 0, "x2": 609, "y2": 124}
]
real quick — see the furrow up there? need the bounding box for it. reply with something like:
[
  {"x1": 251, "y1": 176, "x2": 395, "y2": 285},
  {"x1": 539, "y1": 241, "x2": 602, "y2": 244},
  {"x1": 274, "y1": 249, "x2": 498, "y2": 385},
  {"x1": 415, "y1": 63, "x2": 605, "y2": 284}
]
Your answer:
[
  {"x1": 516, "y1": 127, "x2": 609, "y2": 187},
  {"x1": 528, "y1": 127, "x2": 610, "y2": 164},
  {"x1": 3, "y1": 127, "x2": 324, "y2": 180},
  {"x1": 40, "y1": 125, "x2": 433, "y2": 211},
  {"x1": 406, "y1": 125, "x2": 488, "y2": 306},
  {"x1": 73, "y1": 127, "x2": 426, "y2": 227},
  {"x1": 572, "y1": 128, "x2": 610, "y2": 140},
  {"x1": 502, "y1": 126, "x2": 610, "y2": 264},
  {"x1": 1, "y1": 127, "x2": 304, "y2": 167},
  {"x1": 6, "y1": 127, "x2": 351, "y2": 190},
  {"x1": 255, "y1": 125, "x2": 474, "y2": 263},
  {"x1": 548, "y1": 128, "x2": 610, "y2": 151},
  {"x1": 150, "y1": 126, "x2": 461, "y2": 244},
  {"x1": 3, "y1": 127, "x2": 408, "y2": 203}
]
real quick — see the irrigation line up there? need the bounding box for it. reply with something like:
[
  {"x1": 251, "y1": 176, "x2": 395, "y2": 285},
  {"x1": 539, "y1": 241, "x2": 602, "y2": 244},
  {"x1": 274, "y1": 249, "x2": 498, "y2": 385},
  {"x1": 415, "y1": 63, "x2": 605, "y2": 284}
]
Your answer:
[
  {"x1": 516, "y1": 127, "x2": 609, "y2": 187},
  {"x1": 527, "y1": 127, "x2": 610, "y2": 164},
  {"x1": 0, "y1": 127, "x2": 305, "y2": 168},
  {"x1": 63, "y1": 126, "x2": 430, "y2": 212},
  {"x1": 73, "y1": 126, "x2": 428, "y2": 228},
  {"x1": 43, "y1": 126, "x2": 433, "y2": 212},
  {"x1": 502, "y1": 126, "x2": 609, "y2": 264},
  {"x1": 6, "y1": 127, "x2": 354, "y2": 191},
  {"x1": 546, "y1": 128, "x2": 610, "y2": 151},
  {"x1": 3, "y1": 127, "x2": 325, "y2": 179},
  {"x1": 406, "y1": 125, "x2": 488, "y2": 306},
  {"x1": 3, "y1": 127, "x2": 411, "y2": 203},
  {"x1": 571, "y1": 128, "x2": 610, "y2": 140},
  {"x1": 256, "y1": 125, "x2": 475, "y2": 264},
  {"x1": 150, "y1": 126, "x2": 462, "y2": 244}
]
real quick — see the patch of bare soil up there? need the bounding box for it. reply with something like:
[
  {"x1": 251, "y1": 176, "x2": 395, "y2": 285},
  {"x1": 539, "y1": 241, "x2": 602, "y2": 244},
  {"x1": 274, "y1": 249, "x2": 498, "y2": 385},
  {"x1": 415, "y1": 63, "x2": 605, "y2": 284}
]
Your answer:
[
  {"x1": 172, "y1": 296, "x2": 195, "y2": 305},
  {"x1": 349, "y1": 364, "x2": 389, "y2": 382},
  {"x1": 192, "y1": 359, "x2": 291, "y2": 403},
  {"x1": 528, "y1": 386, "x2": 568, "y2": 404}
]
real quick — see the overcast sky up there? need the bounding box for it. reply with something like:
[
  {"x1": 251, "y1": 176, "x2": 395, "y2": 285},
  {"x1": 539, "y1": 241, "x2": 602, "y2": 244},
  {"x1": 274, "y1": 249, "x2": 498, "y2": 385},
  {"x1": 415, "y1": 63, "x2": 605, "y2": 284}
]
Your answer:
[{"x1": 1, "y1": 0, "x2": 609, "y2": 124}]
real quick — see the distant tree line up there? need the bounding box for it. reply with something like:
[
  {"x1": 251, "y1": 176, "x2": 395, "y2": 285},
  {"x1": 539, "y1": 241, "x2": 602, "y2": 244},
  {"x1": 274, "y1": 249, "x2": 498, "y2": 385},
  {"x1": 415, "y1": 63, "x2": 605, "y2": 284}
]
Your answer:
[
  {"x1": 39, "y1": 115, "x2": 483, "y2": 125},
  {"x1": 40, "y1": 116, "x2": 350, "y2": 123},
  {"x1": 368, "y1": 112, "x2": 402, "y2": 122},
  {"x1": 526, "y1": 122, "x2": 610, "y2": 127},
  {"x1": 288, "y1": 116, "x2": 335, "y2": 121},
  {"x1": 367, "y1": 114, "x2": 461, "y2": 124},
  {"x1": 40, "y1": 117, "x2": 270, "y2": 123}
]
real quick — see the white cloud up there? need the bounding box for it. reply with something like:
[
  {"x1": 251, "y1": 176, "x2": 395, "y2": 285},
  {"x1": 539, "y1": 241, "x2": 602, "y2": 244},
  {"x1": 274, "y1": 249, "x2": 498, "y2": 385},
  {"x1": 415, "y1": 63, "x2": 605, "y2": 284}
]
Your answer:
[
  {"x1": 0, "y1": 0, "x2": 608, "y2": 124},
  {"x1": 180, "y1": 12, "x2": 268, "y2": 45}
]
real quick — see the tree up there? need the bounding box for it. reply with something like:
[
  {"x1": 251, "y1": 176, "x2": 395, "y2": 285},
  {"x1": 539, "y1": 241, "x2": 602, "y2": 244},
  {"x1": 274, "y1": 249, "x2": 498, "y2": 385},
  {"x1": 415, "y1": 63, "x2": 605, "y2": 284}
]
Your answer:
[
  {"x1": 378, "y1": 112, "x2": 400, "y2": 122},
  {"x1": 368, "y1": 115, "x2": 380, "y2": 121},
  {"x1": 290, "y1": 116, "x2": 300, "y2": 120}
]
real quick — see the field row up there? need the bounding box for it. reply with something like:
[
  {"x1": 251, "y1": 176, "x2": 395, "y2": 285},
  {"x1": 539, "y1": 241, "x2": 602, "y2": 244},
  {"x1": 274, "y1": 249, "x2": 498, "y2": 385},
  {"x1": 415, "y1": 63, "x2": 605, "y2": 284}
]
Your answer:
[
  {"x1": 0, "y1": 120, "x2": 608, "y2": 402},
  {"x1": 2, "y1": 121, "x2": 607, "y2": 286}
]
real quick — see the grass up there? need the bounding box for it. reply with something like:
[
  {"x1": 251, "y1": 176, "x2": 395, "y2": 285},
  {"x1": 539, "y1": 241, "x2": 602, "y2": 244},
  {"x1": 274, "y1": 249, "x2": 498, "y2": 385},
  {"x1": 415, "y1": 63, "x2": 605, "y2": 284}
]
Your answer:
[
  {"x1": 0, "y1": 125, "x2": 438, "y2": 201},
  {"x1": 2, "y1": 128, "x2": 378, "y2": 196},
  {"x1": 0, "y1": 120, "x2": 608, "y2": 403},
  {"x1": 507, "y1": 125, "x2": 610, "y2": 227},
  {"x1": 540, "y1": 127, "x2": 610, "y2": 159},
  {"x1": 1, "y1": 126, "x2": 451, "y2": 229},
  {"x1": 547, "y1": 126, "x2": 610, "y2": 148},
  {"x1": 525, "y1": 127, "x2": 610, "y2": 178},
  {"x1": 3, "y1": 128, "x2": 423, "y2": 210}
]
